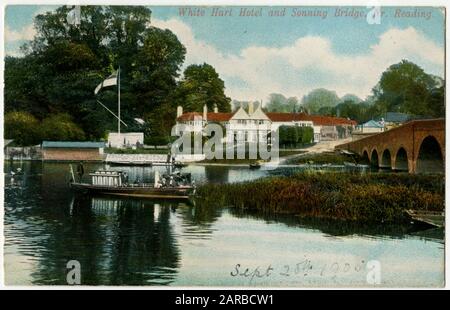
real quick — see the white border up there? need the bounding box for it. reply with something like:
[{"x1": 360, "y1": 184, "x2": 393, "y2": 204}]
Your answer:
[{"x1": 0, "y1": 0, "x2": 448, "y2": 291}]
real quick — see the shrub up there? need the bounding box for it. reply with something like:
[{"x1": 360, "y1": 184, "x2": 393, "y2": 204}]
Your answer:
[
  {"x1": 278, "y1": 125, "x2": 314, "y2": 148},
  {"x1": 4, "y1": 111, "x2": 41, "y2": 146},
  {"x1": 195, "y1": 172, "x2": 444, "y2": 223},
  {"x1": 40, "y1": 113, "x2": 86, "y2": 141}
]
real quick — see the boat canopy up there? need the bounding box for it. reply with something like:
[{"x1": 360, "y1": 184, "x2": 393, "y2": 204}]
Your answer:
[{"x1": 89, "y1": 170, "x2": 123, "y2": 187}]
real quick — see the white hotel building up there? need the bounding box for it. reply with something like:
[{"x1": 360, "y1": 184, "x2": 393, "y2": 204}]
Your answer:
[{"x1": 175, "y1": 103, "x2": 356, "y2": 144}]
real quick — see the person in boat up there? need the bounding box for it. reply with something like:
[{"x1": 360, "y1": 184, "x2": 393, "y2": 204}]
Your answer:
[
  {"x1": 76, "y1": 161, "x2": 84, "y2": 182},
  {"x1": 154, "y1": 171, "x2": 162, "y2": 188},
  {"x1": 14, "y1": 168, "x2": 23, "y2": 175},
  {"x1": 122, "y1": 172, "x2": 129, "y2": 184},
  {"x1": 10, "y1": 167, "x2": 23, "y2": 177}
]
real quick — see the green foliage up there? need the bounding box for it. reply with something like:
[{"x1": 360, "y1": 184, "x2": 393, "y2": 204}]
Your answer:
[
  {"x1": 290, "y1": 152, "x2": 354, "y2": 165},
  {"x1": 5, "y1": 111, "x2": 86, "y2": 145},
  {"x1": 5, "y1": 5, "x2": 189, "y2": 143},
  {"x1": 334, "y1": 100, "x2": 371, "y2": 122},
  {"x1": 340, "y1": 94, "x2": 362, "y2": 103},
  {"x1": 301, "y1": 88, "x2": 341, "y2": 114},
  {"x1": 265, "y1": 93, "x2": 299, "y2": 112},
  {"x1": 196, "y1": 173, "x2": 444, "y2": 223},
  {"x1": 131, "y1": 26, "x2": 186, "y2": 115},
  {"x1": 371, "y1": 60, "x2": 444, "y2": 118},
  {"x1": 231, "y1": 100, "x2": 260, "y2": 112},
  {"x1": 143, "y1": 102, "x2": 176, "y2": 145},
  {"x1": 144, "y1": 135, "x2": 170, "y2": 146},
  {"x1": 278, "y1": 125, "x2": 314, "y2": 148},
  {"x1": 4, "y1": 111, "x2": 42, "y2": 146},
  {"x1": 174, "y1": 63, "x2": 231, "y2": 113},
  {"x1": 40, "y1": 113, "x2": 86, "y2": 141},
  {"x1": 298, "y1": 61, "x2": 445, "y2": 122}
]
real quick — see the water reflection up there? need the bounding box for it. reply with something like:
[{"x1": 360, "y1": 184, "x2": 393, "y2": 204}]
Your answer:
[
  {"x1": 4, "y1": 161, "x2": 445, "y2": 286},
  {"x1": 227, "y1": 209, "x2": 445, "y2": 242}
]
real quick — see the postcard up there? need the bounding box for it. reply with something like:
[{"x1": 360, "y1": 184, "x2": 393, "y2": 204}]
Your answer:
[{"x1": 1, "y1": 1, "x2": 446, "y2": 291}]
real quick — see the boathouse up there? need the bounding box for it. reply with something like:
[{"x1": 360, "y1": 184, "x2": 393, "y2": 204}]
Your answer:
[{"x1": 42, "y1": 141, "x2": 106, "y2": 161}]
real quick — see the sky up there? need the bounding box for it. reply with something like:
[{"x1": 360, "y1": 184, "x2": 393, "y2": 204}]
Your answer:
[{"x1": 4, "y1": 5, "x2": 446, "y2": 103}]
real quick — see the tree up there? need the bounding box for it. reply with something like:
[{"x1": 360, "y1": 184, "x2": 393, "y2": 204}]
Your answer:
[
  {"x1": 340, "y1": 94, "x2": 362, "y2": 104},
  {"x1": 278, "y1": 125, "x2": 313, "y2": 148},
  {"x1": 5, "y1": 5, "x2": 194, "y2": 144},
  {"x1": 266, "y1": 94, "x2": 299, "y2": 112},
  {"x1": 317, "y1": 106, "x2": 336, "y2": 116},
  {"x1": 131, "y1": 26, "x2": 186, "y2": 115},
  {"x1": 143, "y1": 103, "x2": 176, "y2": 145},
  {"x1": 231, "y1": 100, "x2": 260, "y2": 112},
  {"x1": 40, "y1": 113, "x2": 86, "y2": 141},
  {"x1": 4, "y1": 56, "x2": 51, "y2": 118},
  {"x1": 266, "y1": 93, "x2": 286, "y2": 112},
  {"x1": 301, "y1": 127, "x2": 314, "y2": 144},
  {"x1": 429, "y1": 85, "x2": 445, "y2": 118},
  {"x1": 333, "y1": 100, "x2": 372, "y2": 123},
  {"x1": 4, "y1": 111, "x2": 42, "y2": 146},
  {"x1": 301, "y1": 88, "x2": 340, "y2": 114},
  {"x1": 174, "y1": 63, "x2": 231, "y2": 113},
  {"x1": 372, "y1": 60, "x2": 444, "y2": 118},
  {"x1": 286, "y1": 97, "x2": 300, "y2": 113}
]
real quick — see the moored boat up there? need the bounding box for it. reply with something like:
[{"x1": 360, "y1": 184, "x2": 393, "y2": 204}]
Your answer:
[
  {"x1": 343, "y1": 161, "x2": 369, "y2": 169},
  {"x1": 70, "y1": 169, "x2": 195, "y2": 199},
  {"x1": 405, "y1": 209, "x2": 444, "y2": 228},
  {"x1": 249, "y1": 161, "x2": 262, "y2": 169}
]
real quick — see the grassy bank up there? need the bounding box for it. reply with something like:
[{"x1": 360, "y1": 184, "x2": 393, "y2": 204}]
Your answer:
[
  {"x1": 288, "y1": 152, "x2": 365, "y2": 165},
  {"x1": 195, "y1": 172, "x2": 444, "y2": 223}
]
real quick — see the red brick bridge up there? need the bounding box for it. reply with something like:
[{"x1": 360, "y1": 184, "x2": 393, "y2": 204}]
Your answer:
[{"x1": 336, "y1": 119, "x2": 445, "y2": 174}]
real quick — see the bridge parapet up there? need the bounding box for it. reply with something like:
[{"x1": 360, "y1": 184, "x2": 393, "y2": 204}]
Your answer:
[{"x1": 335, "y1": 119, "x2": 444, "y2": 173}]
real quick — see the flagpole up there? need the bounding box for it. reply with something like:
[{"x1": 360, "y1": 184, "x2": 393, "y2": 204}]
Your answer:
[{"x1": 118, "y1": 67, "x2": 121, "y2": 147}]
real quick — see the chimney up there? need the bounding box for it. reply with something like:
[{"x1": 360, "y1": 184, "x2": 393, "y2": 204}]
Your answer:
[
  {"x1": 214, "y1": 104, "x2": 218, "y2": 113},
  {"x1": 248, "y1": 102, "x2": 254, "y2": 115},
  {"x1": 177, "y1": 106, "x2": 183, "y2": 118},
  {"x1": 203, "y1": 104, "x2": 208, "y2": 122}
]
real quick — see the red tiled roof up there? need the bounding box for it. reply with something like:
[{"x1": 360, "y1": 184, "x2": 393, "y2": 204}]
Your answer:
[
  {"x1": 177, "y1": 112, "x2": 233, "y2": 122},
  {"x1": 176, "y1": 112, "x2": 202, "y2": 121},
  {"x1": 266, "y1": 112, "x2": 310, "y2": 122},
  {"x1": 177, "y1": 111, "x2": 356, "y2": 126},
  {"x1": 207, "y1": 112, "x2": 233, "y2": 122},
  {"x1": 307, "y1": 115, "x2": 357, "y2": 126},
  {"x1": 267, "y1": 112, "x2": 356, "y2": 126}
]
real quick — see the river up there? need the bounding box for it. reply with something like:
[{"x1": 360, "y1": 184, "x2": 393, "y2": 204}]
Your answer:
[{"x1": 3, "y1": 161, "x2": 444, "y2": 286}]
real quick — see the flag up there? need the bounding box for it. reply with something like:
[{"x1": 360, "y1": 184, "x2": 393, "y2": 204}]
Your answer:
[
  {"x1": 66, "y1": 6, "x2": 81, "y2": 26},
  {"x1": 94, "y1": 70, "x2": 118, "y2": 95}
]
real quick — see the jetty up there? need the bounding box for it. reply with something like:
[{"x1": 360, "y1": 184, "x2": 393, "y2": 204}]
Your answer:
[{"x1": 405, "y1": 210, "x2": 445, "y2": 228}]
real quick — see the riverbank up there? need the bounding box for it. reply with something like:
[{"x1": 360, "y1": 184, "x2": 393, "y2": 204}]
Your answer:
[
  {"x1": 286, "y1": 152, "x2": 364, "y2": 165},
  {"x1": 195, "y1": 172, "x2": 444, "y2": 223}
]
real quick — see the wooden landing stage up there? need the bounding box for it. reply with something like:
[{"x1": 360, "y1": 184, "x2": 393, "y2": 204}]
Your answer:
[{"x1": 405, "y1": 210, "x2": 444, "y2": 228}]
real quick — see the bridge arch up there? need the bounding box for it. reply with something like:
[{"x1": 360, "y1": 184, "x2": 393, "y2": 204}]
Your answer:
[
  {"x1": 370, "y1": 149, "x2": 379, "y2": 167},
  {"x1": 380, "y1": 149, "x2": 392, "y2": 169},
  {"x1": 416, "y1": 135, "x2": 444, "y2": 174},
  {"x1": 394, "y1": 147, "x2": 408, "y2": 171},
  {"x1": 362, "y1": 150, "x2": 370, "y2": 164}
]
